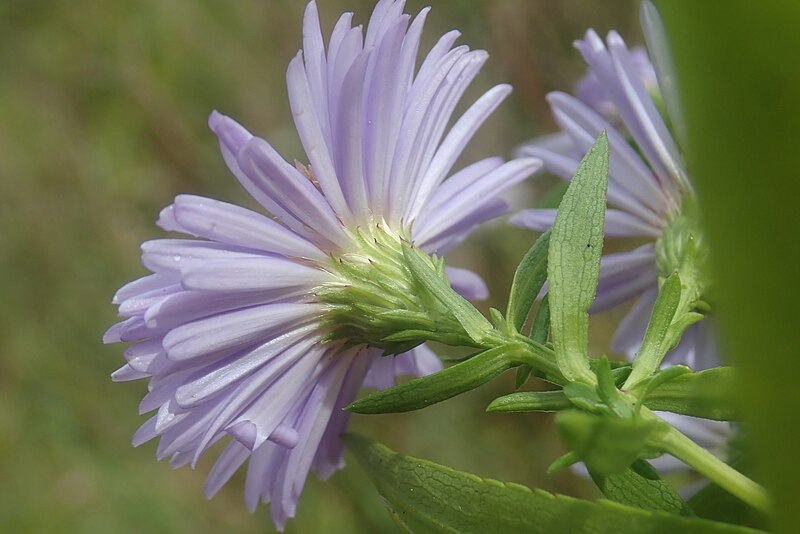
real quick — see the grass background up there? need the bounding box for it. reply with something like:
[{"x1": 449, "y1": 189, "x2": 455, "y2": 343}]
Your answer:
[{"x1": 0, "y1": 1, "x2": 642, "y2": 532}]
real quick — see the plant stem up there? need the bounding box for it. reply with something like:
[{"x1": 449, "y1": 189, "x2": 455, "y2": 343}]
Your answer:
[{"x1": 656, "y1": 420, "x2": 770, "y2": 514}]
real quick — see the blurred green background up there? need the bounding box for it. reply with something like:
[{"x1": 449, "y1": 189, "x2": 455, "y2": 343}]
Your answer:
[{"x1": 0, "y1": 1, "x2": 641, "y2": 532}]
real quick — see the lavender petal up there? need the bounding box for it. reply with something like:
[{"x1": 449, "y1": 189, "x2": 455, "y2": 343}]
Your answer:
[{"x1": 445, "y1": 266, "x2": 489, "y2": 301}]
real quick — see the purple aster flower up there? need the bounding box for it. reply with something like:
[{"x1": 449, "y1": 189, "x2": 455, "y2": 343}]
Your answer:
[
  {"x1": 104, "y1": 1, "x2": 539, "y2": 530},
  {"x1": 510, "y1": 1, "x2": 730, "y2": 469}
]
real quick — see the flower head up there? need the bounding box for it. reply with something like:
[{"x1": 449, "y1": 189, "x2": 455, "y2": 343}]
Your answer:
[{"x1": 105, "y1": 1, "x2": 538, "y2": 529}]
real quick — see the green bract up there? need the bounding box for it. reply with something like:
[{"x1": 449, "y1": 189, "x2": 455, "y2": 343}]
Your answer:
[
  {"x1": 624, "y1": 273, "x2": 683, "y2": 388},
  {"x1": 506, "y1": 230, "x2": 550, "y2": 333},
  {"x1": 655, "y1": 195, "x2": 710, "y2": 315},
  {"x1": 317, "y1": 221, "x2": 480, "y2": 354}
]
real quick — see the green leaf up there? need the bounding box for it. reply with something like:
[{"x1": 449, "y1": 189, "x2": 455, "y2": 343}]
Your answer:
[
  {"x1": 515, "y1": 295, "x2": 551, "y2": 388},
  {"x1": 639, "y1": 365, "x2": 693, "y2": 397},
  {"x1": 611, "y1": 364, "x2": 633, "y2": 385},
  {"x1": 486, "y1": 390, "x2": 571, "y2": 413},
  {"x1": 663, "y1": 311, "x2": 704, "y2": 352},
  {"x1": 556, "y1": 410, "x2": 663, "y2": 476},
  {"x1": 625, "y1": 273, "x2": 683, "y2": 388},
  {"x1": 506, "y1": 230, "x2": 550, "y2": 333},
  {"x1": 548, "y1": 132, "x2": 610, "y2": 384},
  {"x1": 347, "y1": 345, "x2": 520, "y2": 414},
  {"x1": 403, "y1": 244, "x2": 493, "y2": 345},
  {"x1": 643, "y1": 367, "x2": 738, "y2": 421},
  {"x1": 529, "y1": 294, "x2": 551, "y2": 343},
  {"x1": 345, "y1": 434, "x2": 765, "y2": 533},
  {"x1": 381, "y1": 330, "x2": 475, "y2": 350},
  {"x1": 633, "y1": 365, "x2": 692, "y2": 415},
  {"x1": 590, "y1": 459, "x2": 695, "y2": 516}
]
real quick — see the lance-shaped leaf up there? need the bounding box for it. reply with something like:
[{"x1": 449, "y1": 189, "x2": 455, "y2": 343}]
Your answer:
[
  {"x1": 347, "y1": 345, "x2": 521, "y2": 414},
  {"x1": 506, "y1": 230, "x2": 550, "y2": 333},
  {"x1": 644, "y1": 367, "x2": 738, "y2": 421},
  {"x1": 345, "y1": 434, "x2": 765, "y2": 533},
  {"x1": 590, "y1": 459, "x2": 694, "y2": 517},
  {"x1": 625, "y1": 273, "x2": 683, "y2": 388},
  {"x1": 529, "y1": 294, "x2": 551, "y2": 342},
  {"x1": 548, "y1": 132, "x2": 609, "y2": 384},
  {"x1": 556, "y1": 410, "x2": 664, "y2": 476},
  {"x1": 403, "y1": 243, "x2": 493, "y2": 346},
  {"x1": 486, "y1": 389, "x2": 572, "y2": 413}
]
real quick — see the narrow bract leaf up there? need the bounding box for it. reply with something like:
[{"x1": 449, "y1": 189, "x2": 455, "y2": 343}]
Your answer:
[
  {"x1": 634, "y1": 365, "x2": 692, "y2": 415},
  {"x1": 563, "y1": 382, "x2": 604, "y2": 413},
  {"x1": 403, "y1": 243, "x2": 493, "y2": 345},
  {"x1": 506, "y1": 230, "x2": 551, "y2": 332},
  {"x1": 489, "y1": 307, "x2": 507, "y2": 331},
  {"x1": 643, "y1": 367, "x2": 738, "y2": 421},
  {"x1": 529, "y1": 294, "x2": 551, "y2": 343},
  {"x1": 347, "y1": 345, "x2": 520, "y2": 414},
  {"x1": 345, "y1": 434, "x2": 765, "y2": 533},
  {"x1": 664, "y1": 311, "x2": 704, "y2": 352},
  {"x1": 611, "y1": 365, "x2": 633, "y2": 386},
  {"x1": 548, "y1": 132, "x2": 610, "y2": 383},
  {"x1": 516, "y1": 295, "x2": 551, "y2": 388},
  {"x1": 626, "y1": 273, "x2": 683, "y2": 388},
  {"x1": 590, "y1": 459, "x2": 695, "y2": 516},
  {"x1": 595, "y1": 356, "x2": 633, "y2": 418},
  {"x1": 547, "y1": 451, "x2": 580, "y2": 473},
  {"x1": 381, "y1": 329, "x2": 466, "y2": 346},
  {"x1": 486, "y1": 390, "x2": 571, "y2": 413}
]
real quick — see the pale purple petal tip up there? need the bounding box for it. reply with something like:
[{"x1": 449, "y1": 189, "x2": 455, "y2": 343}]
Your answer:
[
  {"x1": 395, "y1": 344, "x2": 444, "y2": 377},
  {"x1": 208, "y1": 110, "x2": 253, "y2": 155},
  {"x1": 227, "y1": 420, "x2": 259, "y2": 450}
]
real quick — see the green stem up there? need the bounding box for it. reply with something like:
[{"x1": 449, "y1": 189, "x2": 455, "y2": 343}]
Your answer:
[
  {"x1": 512, "y1": 334, "x2": 564, "y2": 383},
  {"x1": 656, "y1": 421, "x2": 770, "y2": 514}
]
